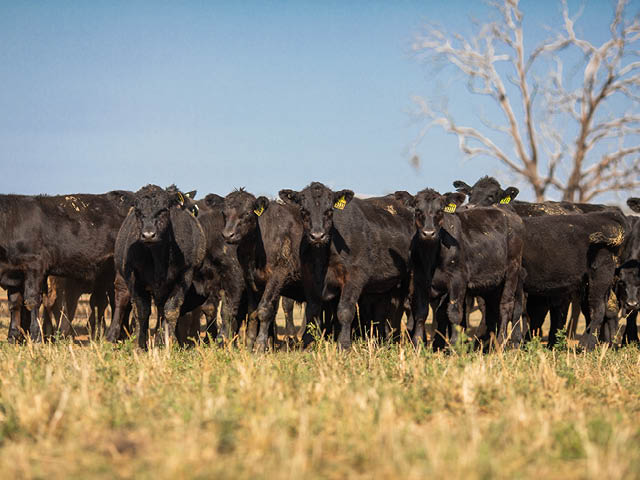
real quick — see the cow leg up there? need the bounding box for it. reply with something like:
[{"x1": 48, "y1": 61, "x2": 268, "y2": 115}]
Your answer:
[
  {"x1": 410, "y1": 281, "x2": 429, "y2": 347},
  {"x1": 106, "y1": 274, "x2": 132, "y2": 343},
  {"x1": 510, "y1": 269, "x2": 527, "y2": 346},
  {"x1": 87, "y1": 289, "x2": 108, "y2": 339},
  {"x1": 623, "y1": 311, "x2": 638, "y2": 344},
  {"x1": 496, "y1": 262, "x2": 520, "y2": 347},
  {"x1": 282, "y1": 297, "x2": 297, "y2": 339},
  {"x1": 24, "y1": 272, "x2": 46, "y2": 343},
  {"x1": 201, "y1": 295, "x2": 219, "y2": 343},
  {"x1": 161, "y1": 275, "x2": 193, "y2": 347},
  {"x1": 446, "y1": 277, "x2": 466, "y2": 346},
  {"x1": 300, "y1": 300, "x2": 323, "y2": 347},
  {"x1": 176, "y1": 309, "x2": 201, "y2": 347},
  {"x1": 566, "y1": 296, "x2": 581, "y2": 340},
  {"x1": 60, "y1": 284, "x2": 81, "y2": 337},
  {"x1": 547, "y1": 301, "x2": 569, "y2": 348},
  {"x1": 581, "y1": 251, "x2": 617, "y2": 350},
  {"x1": 133, "y1": 290, "x2": 152, "y2": 349},
  {"x1": 525, "y1": 296, "x2": 547, "y2": 342},
  {"x1": 254, "y1": 296, "x2": 281, "y2": 353},
  {"x1": 336, "y1": 287, "x2": 361, "y2": 351},
  {"x1": 42, "y1": 281, "x2": 59, "y2": 339},
  {"x1": 254, "y1": 277, "x2": 287, "y2": 352},
  {"x1": 244, "y1": 293, "x2": 260, "y2": 350},
  {"x1": 7, "y1": 288, "x2": 27, "y2": 343},
  {"x1": 431, "y1": 299, "x2": 448, "y2": 350},
  {"x1": 218, "y1": 293, "x2": 241, "y2": 344}
]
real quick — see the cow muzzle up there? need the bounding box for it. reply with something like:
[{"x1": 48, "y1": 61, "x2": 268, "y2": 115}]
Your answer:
[
  {"x1": 308, "y1": 231, "x2": 329, "y2": 246},
  {"x1": 141, "y1": 230, "x2": 158, "y2": 243},
  {"x1": 222, "y1": 230, "x2": 240, "y2": 244},
  {"x1": 419, "y1": 229, "x2": 437, "y2": 240}
]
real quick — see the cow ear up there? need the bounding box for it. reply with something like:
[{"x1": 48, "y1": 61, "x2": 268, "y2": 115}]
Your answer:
[
  {"x1": 171, "y1": 191, "x2": 186, "y2": 207},
  {"x1": 333, "y1": 189, "x2": 354, "y2": 210},
  {"x1": 279, "y1": 189, "x2": 300, "y2": 206},
  {"x1": 445, "y1": 192, "x2": 466, "y2": 207},
  {"x1": 394, "y1": 191, "x2": 414, "y2": 207},
  {"x1": 500, "y1": 187, "x2": 519, "y2": 204},
  {"x1": 169, "y1": 208, "x2": 206, "y2": 265},
  {"x1": 253, "y1": 196, "x2": 269, "y2": 217},
  {"x1": 204, "y1": 193, "x2": 224, "y2": 207},
  {"x1": 184, "y1": 190, "x2": 197, "y2": 199},
  {"x1": 627, "y1": 198, "x2": 640, "y2": 213},
  {"x1": 453, "y1": 180, "x2": 472, "y2": 195}
]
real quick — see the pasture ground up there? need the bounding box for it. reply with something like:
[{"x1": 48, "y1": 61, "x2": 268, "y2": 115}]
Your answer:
[{"x1": 0, "y1": 295, "x2": 639, "y2": 479}]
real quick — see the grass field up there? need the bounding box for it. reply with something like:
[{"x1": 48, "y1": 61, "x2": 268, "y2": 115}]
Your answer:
[{"x1": 0, "y1": 296, "x2": 639, "y2": 479}]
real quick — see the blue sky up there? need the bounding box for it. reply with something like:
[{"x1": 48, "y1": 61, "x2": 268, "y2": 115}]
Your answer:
[{"x1": 1, "y1": 1, "x2": 637, "y2": 200}]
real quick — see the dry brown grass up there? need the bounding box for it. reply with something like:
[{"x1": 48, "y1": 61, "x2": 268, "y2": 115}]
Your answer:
[{"x1": 0, "y1": 298, "x2": 639, "y2": 479}]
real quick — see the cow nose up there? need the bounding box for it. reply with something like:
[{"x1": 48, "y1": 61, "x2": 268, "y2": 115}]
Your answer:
[
  {"x1": 142, "y1": 230, "x2": 156, "y2": 241},
  {"x1": 309, "y1": 231, "x2": 327, "y2": 243},
  {"x1": 222, "y1": 230, "x2": 236, "y2": 242},
  {"x1": 628, "y1": 299, "x2": 638, "y2": 308},
  {"x1": 421, "y1": 229, "x2": 436, "y2": 238}
]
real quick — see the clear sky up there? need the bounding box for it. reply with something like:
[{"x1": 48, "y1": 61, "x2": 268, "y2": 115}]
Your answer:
[{"x1": 1, "y1": 1, "x2": 637, "y2": 200}]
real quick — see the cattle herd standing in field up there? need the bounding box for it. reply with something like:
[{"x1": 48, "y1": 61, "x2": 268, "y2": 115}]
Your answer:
[{"x1": 1, "y1": 177, "x2": 638, "y2": 351}]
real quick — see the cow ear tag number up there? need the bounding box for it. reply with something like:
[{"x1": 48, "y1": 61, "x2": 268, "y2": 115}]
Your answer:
[
  {"x1": 334, "y1": 195, "x2": 347, "y2": 210},
  {"x1": 444, "y1": 203, "x2": 457, "y2": 213},
  {"x1": 254, "y1": 205, "x2": 265, "y2": 217},
  {"x1": 176, "y1": 192, "x2": 185, "y2": 206},
  {"x1": 499, "y1": 196, "x2": 511, "y2": 205}
]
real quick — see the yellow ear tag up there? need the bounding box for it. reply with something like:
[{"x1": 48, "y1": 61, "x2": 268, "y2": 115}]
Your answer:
[
  {"x1": 254, "y1": 205, "x2": 264, "y2": 217},
  {"x1": 334, "y1": 195, "x2": 347, "y2": 210},
  {"x1": 176, "y1": 192, "x2": 184, "y2": 206},
  {"x1": 444, "y1": 203, "x2": 457, "y2": 213},
  {"x1": 499, "y1": 196, "x2": 511, "y2": 205}
]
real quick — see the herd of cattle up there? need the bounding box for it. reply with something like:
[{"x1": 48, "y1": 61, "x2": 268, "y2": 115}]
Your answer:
[{"x1": 1, "y1": 176, "x2": 639, "y2": 352}]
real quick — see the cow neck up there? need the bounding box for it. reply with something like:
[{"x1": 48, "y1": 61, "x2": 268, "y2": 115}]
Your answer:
[
  {"x1": 143, "y1": 232, "x2": 173, "y2": 293},
  {"x1": 304, "y1": 238, "x2": 331, "y2": 293},
  {"x1": 236, "y1": 220, "x2": 266, "y2": 292}
]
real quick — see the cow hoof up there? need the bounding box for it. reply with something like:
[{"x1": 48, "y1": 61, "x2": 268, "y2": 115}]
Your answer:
[
  {"x1": 580, "y1": 334, "x2": 598, "y2": 351},
  {"x1": 253, "y1": 340, "x2": 268, "y2": 354},
  {"x1": 7, "y1": 330, "x2": 24, "y2": 344}
]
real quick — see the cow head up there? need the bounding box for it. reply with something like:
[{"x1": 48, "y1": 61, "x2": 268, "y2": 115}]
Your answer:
[
  {"x1": 396, "y1": 189, "x2": 465, "y2": 241},
  {"x1": 617, "y1": 261, "x2": 640, "y2": 313},
  {"x1": 279, "y1": 182, "x2": 354, "y2": 246},
  {"x1": 628, "y1": 197, "x2": 640, "y2": 213},
  {"x1": 453, "y1": 176, "x2": 519, "y2": 206},
  {"x1": 222, "y1": 189, "x2": 269, "y2": 244},
  {"x1": 133, "y1": 185, "x2": 187, "y2": 243}
]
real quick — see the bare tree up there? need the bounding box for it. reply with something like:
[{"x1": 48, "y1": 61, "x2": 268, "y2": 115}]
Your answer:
[{"x1": 411, "y1": 0, "x2": 640, "y2": 202}]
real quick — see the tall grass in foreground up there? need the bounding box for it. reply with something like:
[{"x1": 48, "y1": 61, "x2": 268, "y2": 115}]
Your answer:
[{"x1": 0, "y1": 337, "x2": 638, "y2": 479}]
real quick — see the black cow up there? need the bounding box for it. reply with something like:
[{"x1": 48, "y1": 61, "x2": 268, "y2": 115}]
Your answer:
[
  {"x1": 105, "y1": 185, "x2": 205, "y2": 348},
  {"x1": 279, "y1": 182, "x2": 414, "y2": 350},
  {"x1": 454, "y1": 177, "x2": 627, "y2": 348},
  {"x1": 617, "y1": 199, "x2": 640, "y2": 344},
  {"x1": 0, "y1": 191, "x2": 134, "y2": 342},
  {"x1": 190, "y1": 193, "x2": 248, "y2": 343},
  {"x1": 395, "y1": 189, "x2": 526, "y2": 348},
  {"x1": 222, "y1": 189, "x2": 306, "y2": 351}
]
